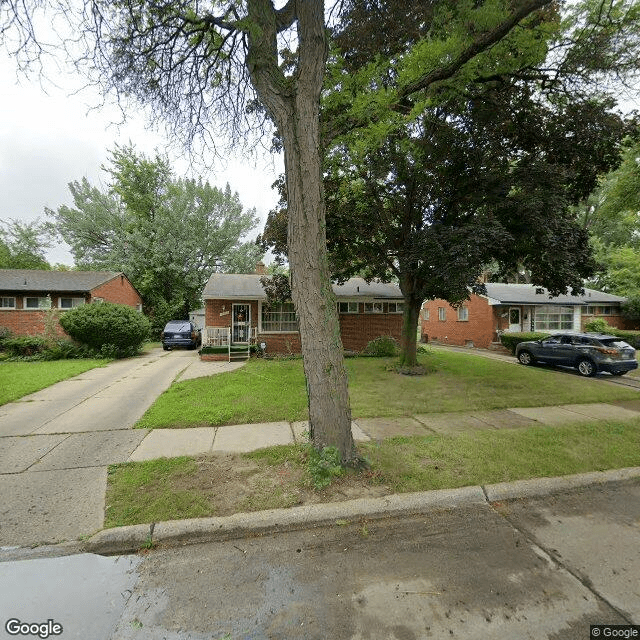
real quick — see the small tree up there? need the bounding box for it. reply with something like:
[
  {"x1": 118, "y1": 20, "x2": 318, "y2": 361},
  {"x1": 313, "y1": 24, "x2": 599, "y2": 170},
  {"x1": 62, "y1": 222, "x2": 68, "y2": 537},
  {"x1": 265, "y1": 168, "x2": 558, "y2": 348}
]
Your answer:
[{"x1": 59, "y1": 302, "x2": 150, "y2": 358}]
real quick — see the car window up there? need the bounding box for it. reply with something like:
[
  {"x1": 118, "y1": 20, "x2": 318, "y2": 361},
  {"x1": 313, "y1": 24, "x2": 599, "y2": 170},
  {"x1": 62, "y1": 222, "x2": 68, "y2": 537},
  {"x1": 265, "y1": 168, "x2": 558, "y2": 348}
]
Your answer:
[
  {"x1": 600, "y1": 338, "x2": 631, "y2": 349},
  {"x1": 165, "y1": 321, "x2": 190, "y2": 331},
  {"x1": 543, "y1": 336, "x2": 561, "y2": 345}
]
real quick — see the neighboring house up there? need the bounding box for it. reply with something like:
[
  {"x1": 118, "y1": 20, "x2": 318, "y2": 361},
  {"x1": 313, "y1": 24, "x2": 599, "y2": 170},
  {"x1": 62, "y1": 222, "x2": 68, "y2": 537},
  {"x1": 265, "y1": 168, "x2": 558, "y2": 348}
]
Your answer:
[
  {"x1": 421, "y1": 283, "x2": 632, "y2": 350},
  {"x1": 0, "y1": 269, "x2": 143, "y2": 337},
  {"x1": 202, "y1": 272, "x2": 404, "y2": 354}
]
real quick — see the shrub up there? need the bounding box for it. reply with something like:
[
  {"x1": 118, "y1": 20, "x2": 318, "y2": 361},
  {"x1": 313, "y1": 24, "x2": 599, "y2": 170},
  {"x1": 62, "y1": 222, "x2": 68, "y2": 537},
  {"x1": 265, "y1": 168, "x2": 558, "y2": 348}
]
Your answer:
[
  {"x1": 584, "y1": 318, "x2": 610, "y2": 333},
  {"x1": 2, "y1": 336, "x2": 49, "y2": 358},
  {"x1": 499, "y1": 332, "x2": 548, "y2": 355},
  {"x1": 59, "y1": 302, "x2": 150, "y2": 358},
  {"x1": 362, "y1": 335, "x2": 399, "y2": 357},
  {"x1": 622, "y1": 295, "x2": 640, "y2": 322}
]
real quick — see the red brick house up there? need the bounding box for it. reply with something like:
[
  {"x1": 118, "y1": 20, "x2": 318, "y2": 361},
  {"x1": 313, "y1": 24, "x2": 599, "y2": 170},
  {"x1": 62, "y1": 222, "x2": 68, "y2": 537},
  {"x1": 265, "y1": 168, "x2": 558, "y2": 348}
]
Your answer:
[
  {"x1": 0, "y1": 269, "x2": 143, "y2": 337},
  {"x1": 421, "y1": 283, "x2": 631, "y2": 350},
  {"x1": 202, "y1": 273, "x2": 404, "y2": 354}
]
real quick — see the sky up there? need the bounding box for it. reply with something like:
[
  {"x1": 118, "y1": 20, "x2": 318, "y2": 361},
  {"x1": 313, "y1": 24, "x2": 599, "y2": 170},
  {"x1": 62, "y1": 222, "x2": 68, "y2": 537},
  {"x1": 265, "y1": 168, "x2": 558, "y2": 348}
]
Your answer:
[{"x1": 0, "y1": 55, "x2": 283, "y2": 266}]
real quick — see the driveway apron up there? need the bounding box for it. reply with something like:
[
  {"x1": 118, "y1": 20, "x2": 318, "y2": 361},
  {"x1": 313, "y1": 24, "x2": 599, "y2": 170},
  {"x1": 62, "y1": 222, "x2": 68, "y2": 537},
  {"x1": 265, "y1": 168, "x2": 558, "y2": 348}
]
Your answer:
[{"x1": 0, "y1": 349, "x2": 195, "y2": 547}]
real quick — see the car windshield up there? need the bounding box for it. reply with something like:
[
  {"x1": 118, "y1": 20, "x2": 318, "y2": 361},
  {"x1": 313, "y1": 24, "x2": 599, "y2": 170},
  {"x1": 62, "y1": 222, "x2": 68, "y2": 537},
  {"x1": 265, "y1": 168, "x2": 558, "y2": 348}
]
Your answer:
[{"x1": 165, "y1": 322, "x2": 190, "y2": 332}]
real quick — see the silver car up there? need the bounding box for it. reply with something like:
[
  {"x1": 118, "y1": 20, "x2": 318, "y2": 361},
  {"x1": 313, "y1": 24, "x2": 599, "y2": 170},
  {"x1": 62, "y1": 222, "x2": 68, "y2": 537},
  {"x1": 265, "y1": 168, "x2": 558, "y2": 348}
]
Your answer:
[{"x1": 515, "y1": 332, "x2": 638, "y2": 377}]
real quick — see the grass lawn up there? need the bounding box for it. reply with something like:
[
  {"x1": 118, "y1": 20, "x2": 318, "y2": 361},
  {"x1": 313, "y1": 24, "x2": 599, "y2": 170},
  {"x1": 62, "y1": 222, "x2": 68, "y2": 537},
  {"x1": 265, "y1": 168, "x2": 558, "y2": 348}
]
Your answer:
[
  {"x1": 105, "y1": 419, "x2": 640, "y2": 527},
  {"x1": 136, "y1": 350, "x2": 640, "y2": 429},
  {"x1": 0, "y1": 359, "x2": 109, "y2": 405}
]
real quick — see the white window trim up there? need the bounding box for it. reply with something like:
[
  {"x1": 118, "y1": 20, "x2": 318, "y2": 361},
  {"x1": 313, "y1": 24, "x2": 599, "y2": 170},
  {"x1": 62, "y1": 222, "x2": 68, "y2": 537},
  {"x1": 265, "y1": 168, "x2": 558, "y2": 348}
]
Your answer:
[
  {"x1": 58, "y1": 297, "x2": 85, "y2": 310},
  {"x1": 364, "y1": 301, "x2": 384, "y2": 314},
  {"x1": 438, "y1": 307, "x2": 446, "y2": 321},
  {"x1": 1, "y1": 296, "x2": 16, "y2": 309},
  {"x1": 23, "y1": 296, "x2": 51, "y2": 310},
  {"x1": 457, "y1": 307, "x2": 469, "y2": 322},
  {"x1": 422, "y1": 308, "x2": 430, "y2": 321},
  {"x1": 258, "y1": 300, "x2": 299, "y2": 334},
  {"x1": 338, "y1": 301, "x2": 359, "y2": 314}
]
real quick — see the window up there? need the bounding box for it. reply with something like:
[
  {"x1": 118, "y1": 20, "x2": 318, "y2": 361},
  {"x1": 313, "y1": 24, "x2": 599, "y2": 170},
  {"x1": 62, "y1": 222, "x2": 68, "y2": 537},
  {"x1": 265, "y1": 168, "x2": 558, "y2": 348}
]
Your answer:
[
  {"x1": 261, "y1": 302, "x2": 299, "y2": 332},
  {"x1": 533, "y1": 305, "x2": 573, "y2": 331},
  {"x1": 24, "y1": 296, "x2": 51, "y2": 310},
  {"x1": 422, "y1": 308, "x2": 430, "y2": 321},
  {"x1": 59, "y1": 297, "x2": 85, "y2": 309},
  {"x1": 457, "y1": 307, "x2": 469, "y2": 321},
  {"x1": 338, "y1": 301, "x2": 358, "y2": 314},
  {"x1": 364, "y1": 302, "x2": 383, "y2": 313},
  {"x1": 1, "y1": 297, "x2": 16, "y2": 309},
  {"x1": 581, "y1": 305, "x2": 592, "y2": 315},
  {"x1": 438, "y1": 307, "x2": 446, "y2": 321},
  {"x1": 387, "y1": 302, "x2": 404, "y2": 314}
]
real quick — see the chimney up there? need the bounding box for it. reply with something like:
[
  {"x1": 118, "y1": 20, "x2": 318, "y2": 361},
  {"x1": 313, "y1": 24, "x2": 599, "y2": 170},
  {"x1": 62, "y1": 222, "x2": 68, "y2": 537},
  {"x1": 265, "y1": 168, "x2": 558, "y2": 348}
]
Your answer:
[{"x1": 254, "y1": 261, "x2": 267, "y2": 275}]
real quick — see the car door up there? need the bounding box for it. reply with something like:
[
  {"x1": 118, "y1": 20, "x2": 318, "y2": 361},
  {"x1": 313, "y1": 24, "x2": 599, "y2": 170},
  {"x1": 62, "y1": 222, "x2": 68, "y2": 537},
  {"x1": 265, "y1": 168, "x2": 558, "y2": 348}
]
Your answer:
[{"x1": 534, "y1": 335, "x2": 564, "y2": 363}]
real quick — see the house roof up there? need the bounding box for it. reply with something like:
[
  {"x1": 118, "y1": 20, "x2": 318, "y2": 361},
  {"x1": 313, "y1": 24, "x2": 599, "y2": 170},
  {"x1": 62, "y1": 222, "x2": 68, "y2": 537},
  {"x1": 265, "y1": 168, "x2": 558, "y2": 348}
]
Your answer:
[
  {"x1": 0, "y1": 269, "x2": 125, "y2": 293},
  {"x1": 203, "y1": 274, "x2": 403, "y2": 300},
  {"x1": 483, "y1": 283, "x2": 626, "y2": 306}
]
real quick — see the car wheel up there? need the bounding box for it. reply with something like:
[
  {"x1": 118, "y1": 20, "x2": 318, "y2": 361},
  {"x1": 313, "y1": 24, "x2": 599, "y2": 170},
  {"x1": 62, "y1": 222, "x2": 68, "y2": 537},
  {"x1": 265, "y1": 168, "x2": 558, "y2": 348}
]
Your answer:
[
  {"x1": 518, "y1": 350, "x2": 534, "y2": 366},
  {"x1": 162, "y1": 345, "x2": 169, "y2": 351},
  {"x1": 577, "y1": 358, "x2": 596, "y2": 377}
]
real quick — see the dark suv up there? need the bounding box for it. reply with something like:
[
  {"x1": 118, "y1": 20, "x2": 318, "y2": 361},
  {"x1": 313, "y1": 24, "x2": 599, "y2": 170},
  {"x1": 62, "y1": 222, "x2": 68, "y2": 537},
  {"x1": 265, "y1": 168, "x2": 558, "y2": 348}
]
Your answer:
[
  {"x1": 161, "y1": 320, "x2": 202, "y2": 351},
  {"x1": 515, "y1": 332, "x2": 638, "y2": 377}
]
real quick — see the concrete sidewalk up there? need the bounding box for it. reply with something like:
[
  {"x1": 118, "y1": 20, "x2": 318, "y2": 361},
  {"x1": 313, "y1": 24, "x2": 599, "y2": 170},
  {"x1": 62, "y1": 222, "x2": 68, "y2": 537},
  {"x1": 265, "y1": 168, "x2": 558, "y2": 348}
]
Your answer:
[{"x1": 126, "y1": 400, "x2": 640, "y2": 461}]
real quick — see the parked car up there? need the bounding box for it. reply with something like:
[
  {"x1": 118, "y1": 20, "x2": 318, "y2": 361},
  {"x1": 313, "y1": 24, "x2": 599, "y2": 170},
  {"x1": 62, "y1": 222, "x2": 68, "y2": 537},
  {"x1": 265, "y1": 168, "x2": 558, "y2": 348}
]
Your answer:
[
  {"x1": 161, "y1": 320, "x2": 202, "y2": 350},
  {"x1": 515, "y1": 332, "x2": 638, "y2": 377}
]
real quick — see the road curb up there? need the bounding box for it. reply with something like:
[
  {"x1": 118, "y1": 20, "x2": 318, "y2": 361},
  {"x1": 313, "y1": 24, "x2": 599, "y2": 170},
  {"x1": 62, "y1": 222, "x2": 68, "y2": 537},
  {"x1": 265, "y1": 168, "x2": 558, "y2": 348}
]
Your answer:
[
  {"x1": 82, "y1": 467, "x2": 640, "y2": 556},
  {"x1": 483, "y1": 466, "x2": 640, "y2": 502},
  {"x1": 83, "y1": 485, "x2": 486, "y2": 555}
]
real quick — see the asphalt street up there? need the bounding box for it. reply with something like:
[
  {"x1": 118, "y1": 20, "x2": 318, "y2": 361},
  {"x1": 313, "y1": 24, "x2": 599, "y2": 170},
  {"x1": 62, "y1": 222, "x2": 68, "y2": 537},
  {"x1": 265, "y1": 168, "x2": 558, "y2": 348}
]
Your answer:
[{"x1": 1, "y1": 479, "x2": 639, "y2": 640}]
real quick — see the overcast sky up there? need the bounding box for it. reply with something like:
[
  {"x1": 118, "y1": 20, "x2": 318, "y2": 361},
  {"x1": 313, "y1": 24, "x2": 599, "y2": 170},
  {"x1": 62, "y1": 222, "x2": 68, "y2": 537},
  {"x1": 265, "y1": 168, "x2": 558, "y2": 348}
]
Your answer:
[{"x1": 0, "y1": 56, "x2": 282, "y2": 266}]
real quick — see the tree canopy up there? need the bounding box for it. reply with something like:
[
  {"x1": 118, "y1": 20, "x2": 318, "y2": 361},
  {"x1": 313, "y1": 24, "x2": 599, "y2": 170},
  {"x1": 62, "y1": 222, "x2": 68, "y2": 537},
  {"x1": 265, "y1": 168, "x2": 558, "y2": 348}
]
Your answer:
[
  {"x1": 0, "y1": 219, "x2": 51, "y2": 270},
  {"x1": 48, "y1": 145, "x2": 262, "y2": 332}
]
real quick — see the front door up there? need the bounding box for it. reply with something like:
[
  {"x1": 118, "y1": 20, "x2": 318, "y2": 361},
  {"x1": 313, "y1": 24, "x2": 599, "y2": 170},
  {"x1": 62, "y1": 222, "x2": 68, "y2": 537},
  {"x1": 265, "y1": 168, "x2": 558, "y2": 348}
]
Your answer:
[
  {"x1": 232, "y1": 304, "x2": 251, "y2": 343},
  {"x1": 508, "y1": 307, "x2": 521, "y2": 332}
]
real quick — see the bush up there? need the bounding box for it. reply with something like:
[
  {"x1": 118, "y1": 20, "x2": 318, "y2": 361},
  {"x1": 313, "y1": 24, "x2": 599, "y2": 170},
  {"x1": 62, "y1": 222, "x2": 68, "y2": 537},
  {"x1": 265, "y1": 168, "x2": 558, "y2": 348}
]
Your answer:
[
  {"x1": 59, "y1": 302, "x2": 151, "y2": 358},
  {"x1": 499, "y1": 332, "x2": 548, "y2": 355},
  {"x1": 0, "y1": 326, "x2": 11, "y2": 347},
  {"x1": 584, "y1": 318, "x2": 610, "y2": 333},
  {"x1": 362, "y1": 335, "x2": 399, "y2": 357},
  {"x1": 2, "y1": 336, "x2": 49, "y2": 358}
]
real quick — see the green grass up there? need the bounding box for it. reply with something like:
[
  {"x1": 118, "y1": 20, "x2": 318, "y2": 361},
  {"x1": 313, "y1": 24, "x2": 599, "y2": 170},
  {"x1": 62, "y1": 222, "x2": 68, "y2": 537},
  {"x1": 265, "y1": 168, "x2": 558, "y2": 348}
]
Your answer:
[
  {"x1": 105, "y1": 420, "x2": 640, "y2": 526},
  {"x1": 0, "y1": 359, "x2": 109, "y2": 405},
  {"x1": 105, "y1": 458, "x2": 214, "y2": 527},
  {"x1": 136, "y1": 351, "x2": 639, "y2": 428},
  {"x1": 361, "y1": 420, "x2": 640, "y2": 492}
]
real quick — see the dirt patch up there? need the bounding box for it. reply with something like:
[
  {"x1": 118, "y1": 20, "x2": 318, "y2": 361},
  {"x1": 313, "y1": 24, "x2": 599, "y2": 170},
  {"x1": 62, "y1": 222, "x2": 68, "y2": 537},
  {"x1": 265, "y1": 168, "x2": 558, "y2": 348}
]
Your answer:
[{"x1": 169, "y1": 452, "x2": 393, "y2": 517}]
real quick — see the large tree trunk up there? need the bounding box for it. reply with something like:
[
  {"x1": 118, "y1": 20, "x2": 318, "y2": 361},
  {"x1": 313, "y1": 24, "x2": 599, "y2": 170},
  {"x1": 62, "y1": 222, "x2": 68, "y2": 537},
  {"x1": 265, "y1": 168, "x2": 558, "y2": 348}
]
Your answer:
[
  {"x1": 246, "y1": 0, "x2": 355, "y2": 463},
  {"x1": 398, "y1": 275, "x2": 422, "y2": 367}
]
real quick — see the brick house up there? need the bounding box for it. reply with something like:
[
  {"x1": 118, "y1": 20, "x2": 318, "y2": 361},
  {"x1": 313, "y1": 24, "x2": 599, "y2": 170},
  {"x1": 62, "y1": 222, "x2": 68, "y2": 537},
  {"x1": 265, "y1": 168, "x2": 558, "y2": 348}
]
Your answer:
[
  {"x1": 421, "y1": 283, "x2": 631, "y2": 350},
  {"x1": 0, "y1": 269, "x2": 143, "y2": 337},
  {"x1": 202, "y1": 272, "x2": 404, "y2": 354}
]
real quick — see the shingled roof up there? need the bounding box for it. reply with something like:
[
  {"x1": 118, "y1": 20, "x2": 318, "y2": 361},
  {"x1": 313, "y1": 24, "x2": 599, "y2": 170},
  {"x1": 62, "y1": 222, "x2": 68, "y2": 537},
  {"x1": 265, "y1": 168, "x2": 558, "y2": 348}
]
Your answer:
[
  {"x1": 0, "y1": 269, "x2": 125, "y2": 292},
  {"x1": 483, "y1": 283, "x2": 626, "y2": 305},
  {"x1": 203, "y1": 274, "x2": 403, "y2": 300}
]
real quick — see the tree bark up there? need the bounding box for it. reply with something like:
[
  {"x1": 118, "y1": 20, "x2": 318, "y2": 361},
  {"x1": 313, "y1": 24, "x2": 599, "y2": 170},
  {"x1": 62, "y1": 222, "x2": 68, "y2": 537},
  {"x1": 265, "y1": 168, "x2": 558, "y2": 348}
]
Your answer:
[{"x1": 246, "y1": 0, "x2": 355, "y2": 462}]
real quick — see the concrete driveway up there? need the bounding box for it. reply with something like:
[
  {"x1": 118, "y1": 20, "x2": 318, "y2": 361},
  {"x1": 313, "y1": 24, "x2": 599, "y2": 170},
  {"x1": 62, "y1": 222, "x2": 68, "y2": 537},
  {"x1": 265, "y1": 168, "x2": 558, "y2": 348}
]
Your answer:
[{"x1": 0, "y1": 349, "x2": 203, "y2": 547}]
